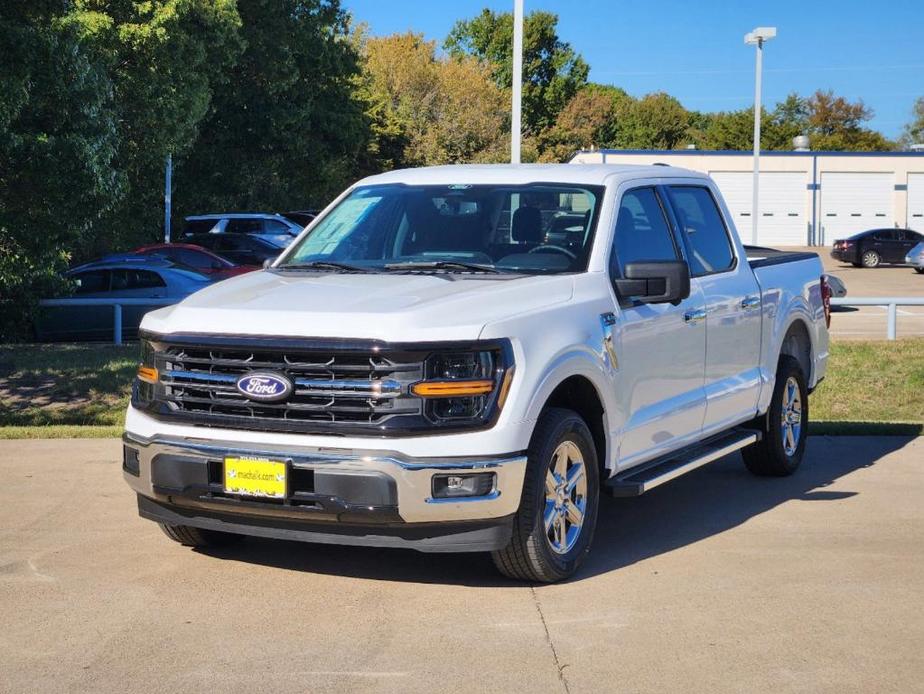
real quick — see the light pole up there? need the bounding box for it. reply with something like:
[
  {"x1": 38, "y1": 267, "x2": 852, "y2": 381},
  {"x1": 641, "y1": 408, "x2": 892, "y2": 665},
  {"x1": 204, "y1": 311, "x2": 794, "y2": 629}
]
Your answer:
[
  {"x1": 744, "y1": 26, "x2": 776, "y2": 246},
  {"x1": 511, "y1": 0, "x2": 524, "y2": 164}
]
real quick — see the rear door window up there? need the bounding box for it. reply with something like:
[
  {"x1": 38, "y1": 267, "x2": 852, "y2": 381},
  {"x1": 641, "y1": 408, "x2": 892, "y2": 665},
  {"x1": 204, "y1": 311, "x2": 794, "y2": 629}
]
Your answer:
[
  {"x1": 226, "y1": 218, "x2": 263, "y2": 235},
  {"x1": 264, "y1": 219, "x2": 294, "y2": 234},
  {"x1": 111, "y1": 269, "x2": 166, "y2": 291},
  {"x1": 73, "y1": 270, "x2": 111, "y2": 294},
  {"x1": 667, "y1": 186, "x2": 735, "y2": 276},
  {"x1": 183, "y1": 220, "x2": 217, "y2": 235}
]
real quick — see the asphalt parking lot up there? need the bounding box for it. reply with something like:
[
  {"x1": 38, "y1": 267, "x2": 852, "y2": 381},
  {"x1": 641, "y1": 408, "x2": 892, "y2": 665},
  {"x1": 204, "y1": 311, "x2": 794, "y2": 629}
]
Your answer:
[
  {"x1": 2, "y1": 437, "x2": 923, "y2": 693},
  {"x1": 783, "y1": 246, "x2": 924, "y2": 340}
]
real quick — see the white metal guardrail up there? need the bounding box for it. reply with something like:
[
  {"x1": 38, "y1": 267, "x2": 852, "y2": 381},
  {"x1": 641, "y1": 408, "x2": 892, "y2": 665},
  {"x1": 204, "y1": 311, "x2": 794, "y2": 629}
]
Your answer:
[
  {"x1": 830, "y1": 297, "x2": 924, "y2": 340},
  {"x1": 38, "y1": 298, "x2": 175, "y2": 345}
]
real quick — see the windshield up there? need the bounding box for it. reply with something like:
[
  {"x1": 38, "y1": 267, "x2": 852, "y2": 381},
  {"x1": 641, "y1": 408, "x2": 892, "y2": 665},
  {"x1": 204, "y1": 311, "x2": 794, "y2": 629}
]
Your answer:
[{"x1": 278, "y1": 183, "x2": 603, "y2": 274}]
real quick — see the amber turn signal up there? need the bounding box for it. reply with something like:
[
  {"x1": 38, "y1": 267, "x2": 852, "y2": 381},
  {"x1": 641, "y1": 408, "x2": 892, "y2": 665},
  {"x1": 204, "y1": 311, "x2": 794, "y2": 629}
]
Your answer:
[
  {"x1": 411, "y1": 379, "x2": 494, "y2": 398},
  {"x1": 137, "y1": 365, "x2": 159, "y2": 384}
]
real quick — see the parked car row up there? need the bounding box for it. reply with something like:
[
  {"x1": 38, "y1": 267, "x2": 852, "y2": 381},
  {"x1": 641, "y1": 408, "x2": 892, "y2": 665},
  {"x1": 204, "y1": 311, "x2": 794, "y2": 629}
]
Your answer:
[{"x1": 35, "y1": 211, "x2": 306, "y2": 341}]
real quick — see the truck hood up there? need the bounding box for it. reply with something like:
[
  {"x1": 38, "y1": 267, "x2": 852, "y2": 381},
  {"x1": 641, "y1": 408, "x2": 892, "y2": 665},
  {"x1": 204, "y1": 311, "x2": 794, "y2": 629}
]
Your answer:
[{"x1": 141, "y1": 270, "x2": 575, "y2": 341}]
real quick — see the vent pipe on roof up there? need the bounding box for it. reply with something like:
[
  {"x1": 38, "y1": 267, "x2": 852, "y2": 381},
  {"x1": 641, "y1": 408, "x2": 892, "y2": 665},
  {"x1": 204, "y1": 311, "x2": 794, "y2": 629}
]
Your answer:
[{"x1": 793, "y1": 135, "x2": 810, "y2": 151}]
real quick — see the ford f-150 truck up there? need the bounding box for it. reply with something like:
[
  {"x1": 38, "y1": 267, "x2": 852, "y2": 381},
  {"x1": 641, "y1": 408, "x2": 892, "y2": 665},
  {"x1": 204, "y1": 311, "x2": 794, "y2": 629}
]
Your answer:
[{"x1": 123, "y1": 164, "x2": 830, "y2": 582}]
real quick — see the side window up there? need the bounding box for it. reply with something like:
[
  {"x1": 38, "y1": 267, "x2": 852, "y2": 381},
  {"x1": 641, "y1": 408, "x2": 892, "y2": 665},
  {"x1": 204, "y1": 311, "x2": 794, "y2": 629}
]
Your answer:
[
  {"x1": 111, "y1": 269, "x2": 166, "y2": 290},
  {"x1": 873, "y1": 230, "x2": 895, "y2": 241},
  {"x1": 667, "y1": 186, "x2": 735, "y2": 276},
  {"x1": 73, "y1": 270, "x2": 110, "y2": 294},
  {"x1": 610, "y1": 187, "x2": 678, "y2": 277},
  {"x1": 177, "y1": 248, "x2": 212, "y2": 269},
  {"x1": 264, "y1": 219, "x2": 293, "y2": 234},
  {"x1": 226, "y1": 218, "x2": 262, "y2": 234}
]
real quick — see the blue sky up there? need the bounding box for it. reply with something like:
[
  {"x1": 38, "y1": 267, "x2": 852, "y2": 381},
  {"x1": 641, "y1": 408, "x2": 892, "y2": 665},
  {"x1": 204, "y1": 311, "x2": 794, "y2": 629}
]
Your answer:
[{"x1": 342, "y1": 0, "x2": 923, "y2": 139}]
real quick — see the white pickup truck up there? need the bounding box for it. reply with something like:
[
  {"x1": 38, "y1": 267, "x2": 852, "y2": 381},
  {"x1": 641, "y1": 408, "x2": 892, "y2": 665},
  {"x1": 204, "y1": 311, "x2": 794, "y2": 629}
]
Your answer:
[{"x1": 123, "y1": 164, "x2": 831, "y2": 582}]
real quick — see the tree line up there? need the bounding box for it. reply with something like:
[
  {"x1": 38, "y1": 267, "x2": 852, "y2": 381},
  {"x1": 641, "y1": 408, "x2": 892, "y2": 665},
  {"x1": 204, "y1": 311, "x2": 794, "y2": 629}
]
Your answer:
[{"x1": 2, "y1": 1, "x2": 922, "y2": 339}]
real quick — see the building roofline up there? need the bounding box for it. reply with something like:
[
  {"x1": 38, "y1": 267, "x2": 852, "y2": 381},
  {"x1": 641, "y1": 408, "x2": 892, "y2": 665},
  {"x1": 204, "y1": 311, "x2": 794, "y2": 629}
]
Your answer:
[{"x1": 571, "y1": 149, "x2": 924, "y2": 159}]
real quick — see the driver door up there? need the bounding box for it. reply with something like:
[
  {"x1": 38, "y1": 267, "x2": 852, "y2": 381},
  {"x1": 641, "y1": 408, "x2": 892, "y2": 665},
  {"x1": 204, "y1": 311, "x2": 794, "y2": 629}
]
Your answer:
[{"x1": 607, "y1": 186, "x2": 707, "y2": 469}]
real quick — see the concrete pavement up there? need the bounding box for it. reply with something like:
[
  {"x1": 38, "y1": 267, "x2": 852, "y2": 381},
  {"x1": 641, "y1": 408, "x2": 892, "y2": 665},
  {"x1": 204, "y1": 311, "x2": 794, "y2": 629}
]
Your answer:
[{"x1": 1, "y1": 436, "x2": 922, "y2": 693}]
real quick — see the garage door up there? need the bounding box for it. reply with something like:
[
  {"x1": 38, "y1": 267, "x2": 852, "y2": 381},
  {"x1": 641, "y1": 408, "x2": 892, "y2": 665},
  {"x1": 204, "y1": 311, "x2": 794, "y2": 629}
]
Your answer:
[
  {"x1": 819, "y1": 172, "x2": 893, "y2": 245},
  {"x1": 907, "y1": 173, "x2": 924, "y2": 233},
  {"x1": 710, "y1": 171, "x2": 808, "y2": 246}
]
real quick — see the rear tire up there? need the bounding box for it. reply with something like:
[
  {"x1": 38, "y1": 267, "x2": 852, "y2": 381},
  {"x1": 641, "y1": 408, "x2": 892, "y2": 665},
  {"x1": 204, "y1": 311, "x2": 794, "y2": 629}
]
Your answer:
[
  {"x1": 915, "y1": 268, "x2": 924, "y2": 274},
  {"x1": 492, "y1": 407, "x2": 599, "y2": 583},
  {"x1": 861, "y1": 250, "x2": 881, "y2": 268},
  {"x1": 743, "y1": 355, "x2": 808, "y2": 477},
  {"x1": 159, "y1": 523, "x2": 244, "y2": 548}
]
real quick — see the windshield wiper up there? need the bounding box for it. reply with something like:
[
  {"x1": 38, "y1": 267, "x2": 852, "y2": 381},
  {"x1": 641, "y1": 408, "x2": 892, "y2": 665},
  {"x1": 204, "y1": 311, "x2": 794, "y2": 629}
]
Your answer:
[
  {"x1": 277, "y1": 261, "x2": 371, "y2": 273},
  {"x1": 383, "y1": 260, "x2": 503, "y2": 274}
]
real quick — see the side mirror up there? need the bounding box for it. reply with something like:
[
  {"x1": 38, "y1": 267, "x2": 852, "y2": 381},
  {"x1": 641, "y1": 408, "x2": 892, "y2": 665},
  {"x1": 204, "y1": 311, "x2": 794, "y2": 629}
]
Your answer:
[
  {"x1": 262, "y1": 258, "x2": 272, "y2": 269},
  {"x1": 613, "y1": 260, "x2": 691, "y2": 305}
]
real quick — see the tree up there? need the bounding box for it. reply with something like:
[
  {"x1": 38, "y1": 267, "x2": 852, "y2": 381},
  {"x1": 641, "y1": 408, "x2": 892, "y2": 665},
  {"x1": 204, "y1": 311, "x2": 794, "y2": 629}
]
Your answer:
[
  {"x1": 445, "y1": 9, "x2": 588, "y2": 135},
  {"x1": 803, "y1": 90, "x2": 893, "y2": 151},
  {"x1": 71, "y1": 0, "x2": 244, "y2": 257},
  {"x1": 0, "y1": 0, "x2": 121, "y2": 340},
  {"x1": 535, "y1": 84, "x2": 629, "y2": 162},
  {"x1": 178, "y1": 0, "x2": 365, "y2": 215},
  {"x1": 899, "y1": 97, "x2": 924, "y2": 148},
  {"x1": 357, "y1": 32, "x2": 508, "y2": 167},
  {"x1": 614, "y1": 92, "x2": 690, "y2": 150}
]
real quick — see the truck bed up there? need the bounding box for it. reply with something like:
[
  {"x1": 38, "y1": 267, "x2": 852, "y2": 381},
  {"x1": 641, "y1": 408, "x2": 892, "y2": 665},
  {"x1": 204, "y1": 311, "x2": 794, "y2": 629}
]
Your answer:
[{"x1": 744, "y1": 245, "x2": 820, "y2": 269}]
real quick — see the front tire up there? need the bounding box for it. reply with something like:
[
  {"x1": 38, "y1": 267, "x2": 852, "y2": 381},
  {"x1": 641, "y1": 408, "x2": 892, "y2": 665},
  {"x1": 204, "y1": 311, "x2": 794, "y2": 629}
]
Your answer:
[
  {"x1": 915, "y1": 268, "x2": 924, "y2": 274},
  {"x1": 743, "y1": 355, "x2": 808, "y2": 476},
  {"x1": 861, "y1": 250, "x2": 881, "y2": 268},
  {"x1": 159, "y1": 523, "x2": 244, "y2": 548},
  {"x1": 492, "y1": 408, "x2": 599, "y2": 583}
]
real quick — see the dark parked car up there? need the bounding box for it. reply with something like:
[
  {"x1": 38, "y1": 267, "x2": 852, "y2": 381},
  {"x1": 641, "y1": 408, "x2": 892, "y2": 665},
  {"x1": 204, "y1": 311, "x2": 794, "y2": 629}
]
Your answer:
[
  {"x1": 133, "y1": 243, "x2": 257, "y2": 278},
  {"x1": 830, "y1": 228, "x2": 924, "y2": 268},
  {"x1": 186, "y1": 233, "x2": 284, "y2": 267},
  {"x1": 35, "y1": 258, "x2": 211, "y2": 341}
]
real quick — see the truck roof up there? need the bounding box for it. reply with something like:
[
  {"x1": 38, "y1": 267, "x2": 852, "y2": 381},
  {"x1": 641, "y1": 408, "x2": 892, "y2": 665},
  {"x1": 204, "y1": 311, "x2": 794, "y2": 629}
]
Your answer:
[{"x1": 358, "y1": 163, "x2": 707, "y2": 187}]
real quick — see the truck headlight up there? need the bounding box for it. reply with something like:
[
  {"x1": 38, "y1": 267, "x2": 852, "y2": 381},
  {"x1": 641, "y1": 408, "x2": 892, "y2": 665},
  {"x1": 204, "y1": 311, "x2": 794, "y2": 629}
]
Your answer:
[
  {"x1": 412, "y1": 346, "x2": 514, "y2": 424},
  {"x1": 133, "y1": 338, "x2": 158, "y2": 405}
]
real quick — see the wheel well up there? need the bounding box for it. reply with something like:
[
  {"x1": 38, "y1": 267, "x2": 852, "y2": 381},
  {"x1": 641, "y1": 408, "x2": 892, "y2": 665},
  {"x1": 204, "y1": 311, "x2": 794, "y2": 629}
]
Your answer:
[
  {"x1": 543, "y1": 376, "x2": 607, "y2": 477},
  {"x1": 780, "y1": 320, "x2": 811, "y2": 382}
]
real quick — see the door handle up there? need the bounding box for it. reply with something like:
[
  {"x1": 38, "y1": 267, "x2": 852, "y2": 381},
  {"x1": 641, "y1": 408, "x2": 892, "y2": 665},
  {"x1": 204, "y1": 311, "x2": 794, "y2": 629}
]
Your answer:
[
  {"x1": 740, "y1": 296, "x2": 761, "y2": 311},
  {"x1": 683, "y1": 308, "x2": 707, "y2": 324}
]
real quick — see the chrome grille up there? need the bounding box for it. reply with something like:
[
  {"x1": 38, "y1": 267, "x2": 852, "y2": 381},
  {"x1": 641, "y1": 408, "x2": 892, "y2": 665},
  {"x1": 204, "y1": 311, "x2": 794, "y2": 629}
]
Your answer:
[{"x1": 150, "y1": 342, "x2": 425, "y2": 433}]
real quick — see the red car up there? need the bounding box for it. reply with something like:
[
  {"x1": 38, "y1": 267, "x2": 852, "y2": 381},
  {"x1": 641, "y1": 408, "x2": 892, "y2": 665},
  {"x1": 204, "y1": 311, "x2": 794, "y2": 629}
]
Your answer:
[{"x1": 133, "y1": 243, "x2": 257, "y2": 279}]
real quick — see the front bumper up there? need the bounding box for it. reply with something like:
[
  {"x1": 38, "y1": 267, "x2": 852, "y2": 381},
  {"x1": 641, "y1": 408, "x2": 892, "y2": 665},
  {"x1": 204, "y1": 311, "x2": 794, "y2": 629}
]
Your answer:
[{"x1": 122, "y1": 432, "x2": 527, "y2": 552}]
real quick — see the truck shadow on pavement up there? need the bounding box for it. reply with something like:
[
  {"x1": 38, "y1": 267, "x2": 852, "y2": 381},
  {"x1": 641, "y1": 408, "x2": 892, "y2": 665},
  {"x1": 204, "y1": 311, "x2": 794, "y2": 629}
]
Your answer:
[{"x1": 196, "y1": 436, "x2": 914, "y2": 586}]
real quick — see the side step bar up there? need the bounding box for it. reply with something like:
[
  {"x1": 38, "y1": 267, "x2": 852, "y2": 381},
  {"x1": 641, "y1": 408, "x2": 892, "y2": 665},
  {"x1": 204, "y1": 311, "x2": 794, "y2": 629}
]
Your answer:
[{"x1": 605, "y1": 429, "x2": 760, "y2": 497}]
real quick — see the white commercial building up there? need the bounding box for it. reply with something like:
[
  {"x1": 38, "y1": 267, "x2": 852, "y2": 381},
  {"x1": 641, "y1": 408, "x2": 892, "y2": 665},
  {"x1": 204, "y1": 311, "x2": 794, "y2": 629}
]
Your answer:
[{"x1": 570, "y1": 149, "x2": 924, "y2": 246}]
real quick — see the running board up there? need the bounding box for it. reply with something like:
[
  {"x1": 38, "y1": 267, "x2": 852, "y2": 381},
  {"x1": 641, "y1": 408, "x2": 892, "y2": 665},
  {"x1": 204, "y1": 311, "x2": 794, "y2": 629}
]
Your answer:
[{"x1": 605, "y1": 429, "x2": 760, "y2": 497}]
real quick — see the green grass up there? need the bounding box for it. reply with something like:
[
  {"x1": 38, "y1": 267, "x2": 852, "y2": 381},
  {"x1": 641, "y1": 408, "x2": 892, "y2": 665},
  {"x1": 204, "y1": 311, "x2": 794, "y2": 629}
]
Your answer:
[
  {"x1": 0, "y1": 424, "x2": 123, "y2": 439},
  {"x1": 0, "y1": 343, "x2": 136, "y2": 428},
  {"x1": 0, "y1": 339, "x2": 921, "y2": 439},
  {"x1": 811, "y1": 339, "x2": 924, "y2": 426}
]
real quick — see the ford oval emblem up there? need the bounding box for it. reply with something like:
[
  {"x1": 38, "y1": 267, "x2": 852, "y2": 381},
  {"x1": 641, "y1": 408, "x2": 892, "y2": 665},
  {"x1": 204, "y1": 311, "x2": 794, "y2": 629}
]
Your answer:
[{"x1": 235, "y1": 371, "x2": 293, "y2": 402}]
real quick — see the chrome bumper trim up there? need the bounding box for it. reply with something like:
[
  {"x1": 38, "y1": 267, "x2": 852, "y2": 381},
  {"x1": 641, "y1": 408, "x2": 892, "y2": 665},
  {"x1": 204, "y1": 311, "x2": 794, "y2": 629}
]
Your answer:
[{"x1": 122, "y1": 432, "x2": 527, "y2": 523}]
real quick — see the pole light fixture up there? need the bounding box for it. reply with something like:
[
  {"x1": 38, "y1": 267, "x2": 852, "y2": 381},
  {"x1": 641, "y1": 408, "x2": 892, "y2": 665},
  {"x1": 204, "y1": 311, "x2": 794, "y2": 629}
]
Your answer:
[{"x1": 744, "y1": 26, "x2": 776, "y2": 245}]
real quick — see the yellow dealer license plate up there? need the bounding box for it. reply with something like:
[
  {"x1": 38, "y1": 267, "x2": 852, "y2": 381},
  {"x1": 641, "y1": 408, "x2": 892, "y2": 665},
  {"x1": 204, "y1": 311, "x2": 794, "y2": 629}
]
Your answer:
[{"x1": 223, "y1": 457, "x2": 287, "y2": 498}]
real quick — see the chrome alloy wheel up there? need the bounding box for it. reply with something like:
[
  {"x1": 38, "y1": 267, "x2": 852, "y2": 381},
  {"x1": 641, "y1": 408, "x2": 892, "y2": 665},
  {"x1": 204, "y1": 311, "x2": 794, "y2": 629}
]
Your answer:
[
  {"x1": 543, "y1": 441, "x2": 587, "y2": 555},
  {"x1": 780, "y1": 376, "x2": 803, "y2": 456}
]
